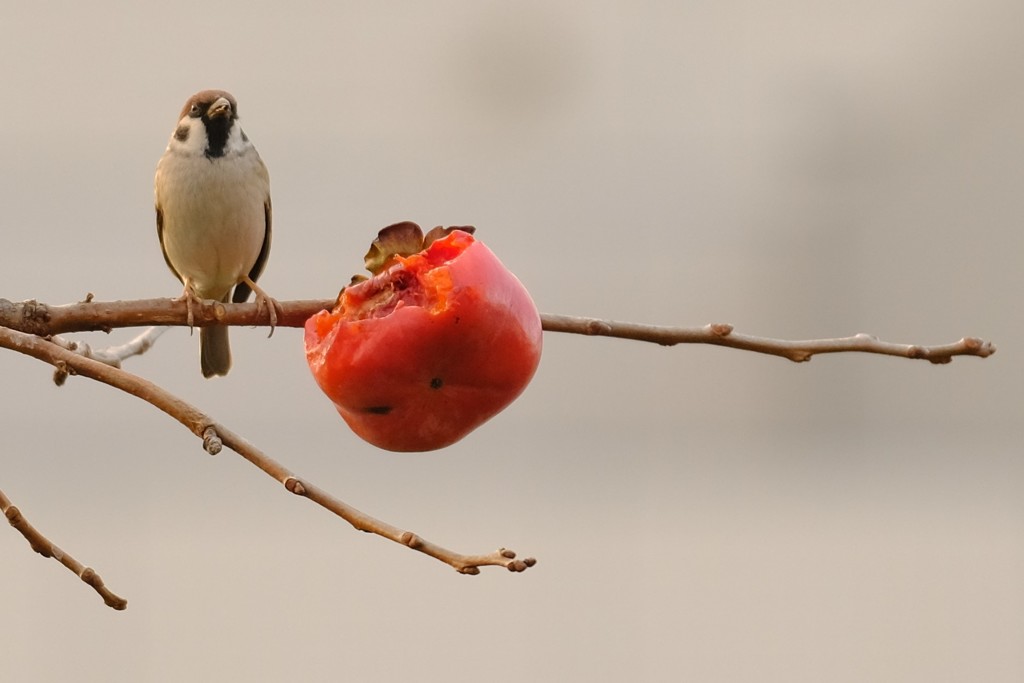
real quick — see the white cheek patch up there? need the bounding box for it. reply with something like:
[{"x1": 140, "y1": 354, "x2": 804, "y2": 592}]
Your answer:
[
  {"x1": 223, "y1": 125, "x2": 254, "y2": 157},
  {"x1": 166, "y1": 118, "x2": 209, "y2": 156}
]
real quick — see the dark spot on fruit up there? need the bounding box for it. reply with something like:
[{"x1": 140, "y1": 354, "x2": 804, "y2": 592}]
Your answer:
[
  {"x1": 430, "y1": 377, "x2": 443, "y2": 389},
  {"x1": 392, "y1": 270, "x2": 412, "y2": 290},
  {"x1": 364, "y1": 405, "x2": 392, "y2": 415}
]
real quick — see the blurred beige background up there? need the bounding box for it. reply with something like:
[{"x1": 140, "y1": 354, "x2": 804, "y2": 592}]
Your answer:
[{"x1": 2, "y1": 2, "x2": 1021, "y2": 681}]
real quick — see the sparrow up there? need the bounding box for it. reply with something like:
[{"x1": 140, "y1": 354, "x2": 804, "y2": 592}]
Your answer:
[{"x1": 155, "y1": 89, "x2": 277, "y2": 377}]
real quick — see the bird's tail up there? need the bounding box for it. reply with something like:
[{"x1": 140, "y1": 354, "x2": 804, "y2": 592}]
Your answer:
[
  {"x1": 200, "y1": 325, "x2": 231, "y2": 377},
  {"x1": 200, "y1": 292, "x2": 232, "y2": 377}
]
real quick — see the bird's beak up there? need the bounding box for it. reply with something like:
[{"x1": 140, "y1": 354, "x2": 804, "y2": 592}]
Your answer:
[{"x1": 207, "y1": 97, "x2": 232, "y2": 119}]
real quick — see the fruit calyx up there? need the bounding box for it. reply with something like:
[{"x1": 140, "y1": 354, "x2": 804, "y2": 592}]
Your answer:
[{"x1": 363, "y1": 221, "x2": 476, "y2": 276}]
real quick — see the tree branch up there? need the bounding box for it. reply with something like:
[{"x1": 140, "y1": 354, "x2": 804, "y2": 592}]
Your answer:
[
  {"x1": 0, "y1": 326, "x2": 535, "y2": 601},
  {"x1": 0, "y1": 293, "x2": 995, "y2": 608},
  {"x1": 0, "y1": 296, "x2": 330, "y2": 335},
  {"x1": 539, "y1": 315, "x2": 996, "y2": 364},
  {"x1": 1, "y1": 487, "x2": 127, "y2": 610},
  {"x1": 0, "y1": 297, "x2": 996, "y2": 363}
]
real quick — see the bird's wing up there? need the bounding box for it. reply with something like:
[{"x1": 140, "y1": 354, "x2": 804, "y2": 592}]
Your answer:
[
  {"x1": 232, "y1": 192, "x2": 272, "y2": 304},
  {"x1": 155, "y1": 204, "x2": 183, "y2": 285}
]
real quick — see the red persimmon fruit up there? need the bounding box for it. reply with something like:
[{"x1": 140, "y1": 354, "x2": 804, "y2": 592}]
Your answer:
[{"x1": 304, "y1": 223, "x2": 542, "y2": 452}]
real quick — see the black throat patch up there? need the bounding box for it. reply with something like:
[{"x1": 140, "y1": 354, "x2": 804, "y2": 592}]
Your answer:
[{"x1": 203, "y1": 116, "x2": 233, "y2": 158}]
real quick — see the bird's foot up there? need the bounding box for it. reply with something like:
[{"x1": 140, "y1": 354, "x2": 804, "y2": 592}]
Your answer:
[
  {"x1": 174, "y1": 281, "x2": 204, "y2": 333},
  {"x1": 243, "y1": 276, "x2": 281, "y2": 337}
]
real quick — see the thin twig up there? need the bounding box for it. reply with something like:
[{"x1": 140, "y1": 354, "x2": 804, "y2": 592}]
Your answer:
[
  {"x1": 49, "y1": 327, "x2": 168, "y2": 384},
  {"x1": 0, "y1": 487, "x2": 127, "y2": 610},
  {"x1": 0, "y1": 297, "x2": 996, "y2": 363},
  {"x1": 539, "y1": 315, "x2": 996, "y2": 364},
  {"x1": 0, "y1": 326, "x2": 535, "y2": 583}
]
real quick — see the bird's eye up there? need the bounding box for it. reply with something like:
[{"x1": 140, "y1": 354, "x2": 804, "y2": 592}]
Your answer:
[{"x1": 188, "y1": 103, "x2": 202, "y2": 118}]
